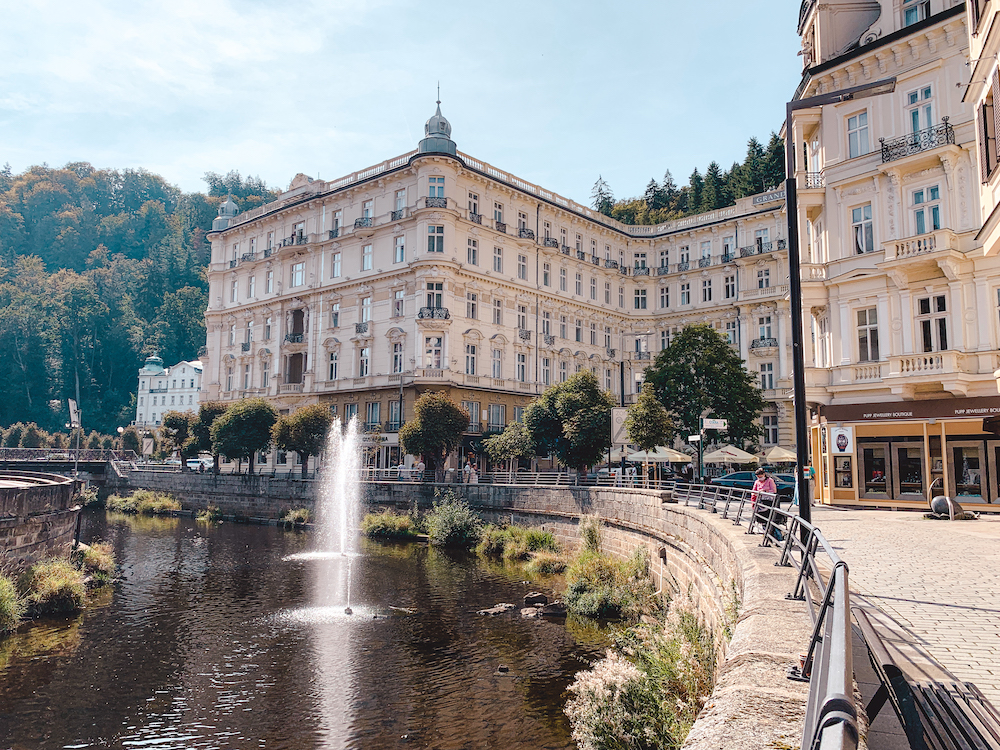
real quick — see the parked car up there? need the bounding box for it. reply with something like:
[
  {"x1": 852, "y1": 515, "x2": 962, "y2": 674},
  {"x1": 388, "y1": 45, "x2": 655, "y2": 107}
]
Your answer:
[
  {"x1": 186, "y1": 457, "x2": 213, "y2": 471},
  {"x1": 709, "y1": 471, "x2": 795, "y2": 500}
]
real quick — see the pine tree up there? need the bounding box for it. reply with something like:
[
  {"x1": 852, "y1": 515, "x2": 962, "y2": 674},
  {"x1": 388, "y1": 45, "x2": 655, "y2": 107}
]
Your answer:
[
  {"x1": 591, "y1": 176, "x2": 615, "y2": 215},
  {"x1": 688, "y1": 169, "x2": 704, "y2": 213}
]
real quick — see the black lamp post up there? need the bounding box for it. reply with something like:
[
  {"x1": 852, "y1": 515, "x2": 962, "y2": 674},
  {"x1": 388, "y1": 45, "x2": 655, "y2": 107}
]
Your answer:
[{"x1": 785, "y1": 77, "x2": 895, "y2": 527}]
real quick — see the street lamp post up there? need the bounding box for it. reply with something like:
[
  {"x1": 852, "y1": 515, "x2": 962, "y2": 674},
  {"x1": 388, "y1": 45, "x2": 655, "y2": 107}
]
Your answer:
[{"x1": 785, "y1": 77, "x2": 895, "y2": 527}]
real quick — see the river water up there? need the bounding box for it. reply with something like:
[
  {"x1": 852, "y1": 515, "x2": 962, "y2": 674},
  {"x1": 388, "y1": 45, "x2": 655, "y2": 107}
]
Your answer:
[{"x1": 0, "y1": 511, "x2": 605, "y2": 749}]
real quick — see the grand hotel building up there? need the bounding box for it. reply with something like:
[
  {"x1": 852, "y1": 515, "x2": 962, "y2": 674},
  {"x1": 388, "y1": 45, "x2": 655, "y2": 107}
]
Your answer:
[{"x1": 203, "y1": 109, "x2": 793, "y2": 473}]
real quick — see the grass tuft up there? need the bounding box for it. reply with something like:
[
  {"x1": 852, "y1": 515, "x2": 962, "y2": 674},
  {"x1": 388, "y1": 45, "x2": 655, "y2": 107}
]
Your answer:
[
  {"x1": 20, "y1": 559, "x2": 86, "y2": 616},
  {"x1": 73, "y1": 542, "x2": 116, "y2": 586},
  {"x1": 0, "y1": 574, "x2": 25, "y2": 633},
  {"x1": 476, "y1": 524, "x2": 559, "y2": 561},
  {"x1": 425, "y1": 490, "x2": 481, "y2": 548},
  {"x1": 196, "y1": 505, "x2": 222, "y2": 523},
  {"x1": 525, "y1": 550, "x2": 568, "y2": 575},
  {"x1": 361, "y1": 510, "x2": 420, "y2": 539},
  {"x1": 106, "y1": 490, "x2": 180, "y2": 516},
  {"x1": 564, "y1": 547, "x2": 657, "y2": 621},
  {"x1": 280, "y1": 508, "x2": 310, "y2": 529}
]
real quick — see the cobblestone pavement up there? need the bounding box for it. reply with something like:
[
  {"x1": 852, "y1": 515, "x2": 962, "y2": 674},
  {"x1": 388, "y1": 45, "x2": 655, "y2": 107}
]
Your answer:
[{"x1": 813, "y1": 505, "x2": 1000, "y2": 705}]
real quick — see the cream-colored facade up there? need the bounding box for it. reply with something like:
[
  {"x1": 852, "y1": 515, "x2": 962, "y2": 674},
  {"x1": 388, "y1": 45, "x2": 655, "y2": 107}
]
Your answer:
[
  {"x1": 204, "y1": 111, "x2": 794, "y2": 472},
  {"x1": 135, "y1": 355, "x2": 203, "y2": 428},
  {"x1": 793, "y1": 0, "x2": 1000, "y2": 509}
]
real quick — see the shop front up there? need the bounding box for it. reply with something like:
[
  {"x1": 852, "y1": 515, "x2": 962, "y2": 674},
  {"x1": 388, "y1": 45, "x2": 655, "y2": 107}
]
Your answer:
[{"x1": 812, "y1": 395, "x2": 1000, "y2": 510}]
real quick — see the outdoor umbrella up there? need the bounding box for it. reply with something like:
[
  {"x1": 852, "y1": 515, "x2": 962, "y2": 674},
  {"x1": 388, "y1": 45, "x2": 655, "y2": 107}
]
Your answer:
[
  {"x1": 626, "y1": 447, "x2": 691, "y2": 463},
  {"x1": 703, "y1": 445, "x2": 759, "y2": 464},
  {"x1": 764, "y1": 445, "x2": 797, "y2": 463}
]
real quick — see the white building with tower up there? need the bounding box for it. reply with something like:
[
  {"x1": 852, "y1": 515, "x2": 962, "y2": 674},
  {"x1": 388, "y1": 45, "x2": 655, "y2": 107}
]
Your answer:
[{"x1": 135, "y1": 355, "x2": 203, "y2": 427}]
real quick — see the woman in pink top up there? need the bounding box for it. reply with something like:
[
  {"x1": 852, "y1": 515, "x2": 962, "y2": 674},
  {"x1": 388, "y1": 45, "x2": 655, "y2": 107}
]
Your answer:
[{"x1": 750, "y1": 468, "x2": 777, "y2": 532}]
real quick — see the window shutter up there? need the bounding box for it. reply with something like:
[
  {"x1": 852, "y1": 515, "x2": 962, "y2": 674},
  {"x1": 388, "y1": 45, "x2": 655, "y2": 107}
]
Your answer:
[
  {"x1": 981, "y1": 104, "x2": 991, "y2": 183},
  {"x1": 992, "y1": 69, "x2": 1000, "y2": 172}
]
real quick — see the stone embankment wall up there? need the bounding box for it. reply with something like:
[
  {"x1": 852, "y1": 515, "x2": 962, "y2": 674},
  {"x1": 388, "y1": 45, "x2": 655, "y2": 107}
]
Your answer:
[
  {"x1": 0, "y1": 472, "x2": 79, "y2": 564},
  {"x1": 119, "y1": 472, "x2": 812, "y2": 748}
]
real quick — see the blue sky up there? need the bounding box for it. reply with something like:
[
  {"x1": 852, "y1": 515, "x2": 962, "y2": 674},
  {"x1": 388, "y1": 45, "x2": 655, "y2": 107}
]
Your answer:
[{"x1": 1, "y1": 0, "x2": 802, "y2": 205}]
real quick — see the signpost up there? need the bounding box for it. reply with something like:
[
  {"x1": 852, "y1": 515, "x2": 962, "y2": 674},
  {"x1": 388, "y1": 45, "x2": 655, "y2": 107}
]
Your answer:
[{"x1": 703, "y1": 418, "x2": 728, "y2": 431}]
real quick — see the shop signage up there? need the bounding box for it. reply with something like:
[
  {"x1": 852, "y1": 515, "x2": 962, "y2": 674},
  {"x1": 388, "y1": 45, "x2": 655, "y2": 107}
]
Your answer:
[
  {"x1": 753, "y1": 190, "x2": 786, "y2": 205},
  {"x1": 830, "y1": 425, "x2": 853, "y2": 454},
  {"x1": 820, "y1": 396, "x2": 1000, "y2": 423}
]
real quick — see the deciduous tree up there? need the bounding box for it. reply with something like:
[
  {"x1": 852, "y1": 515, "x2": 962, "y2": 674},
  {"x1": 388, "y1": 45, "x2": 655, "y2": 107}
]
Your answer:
[
  {"x1": 398, "y1": 392, "x2": 468, "y2": 482},
  {"x1": 273, "y1": 404, "x2": 334, "y2": 478},
  {"x1": 482, "y1": 420, "x2": 534, "y2": 474},
  {"x1": 210, "y1": 398, "x2": 278, "y2": 474}
]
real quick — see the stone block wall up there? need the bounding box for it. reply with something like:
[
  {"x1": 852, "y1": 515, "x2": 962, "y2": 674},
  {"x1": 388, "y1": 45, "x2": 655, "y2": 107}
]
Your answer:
[{"x1": 0, "y1": 473, "x2": 79, "y2": 565}]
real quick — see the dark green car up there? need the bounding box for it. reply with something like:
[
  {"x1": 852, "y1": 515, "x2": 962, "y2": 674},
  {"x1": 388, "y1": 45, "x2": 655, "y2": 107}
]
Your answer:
[{"x1": 709, "y1": 471, "x2": 795, "y2": 500}]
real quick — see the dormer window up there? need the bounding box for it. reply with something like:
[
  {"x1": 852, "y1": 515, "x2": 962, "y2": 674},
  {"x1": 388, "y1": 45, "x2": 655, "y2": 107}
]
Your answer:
[{"x1": 903, "y1": 0, "x2": 929, "y2": 26}]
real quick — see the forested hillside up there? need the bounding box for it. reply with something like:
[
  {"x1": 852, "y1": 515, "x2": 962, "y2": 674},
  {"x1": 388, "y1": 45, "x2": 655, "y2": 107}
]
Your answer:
[
  {"x1": 592, "y1": 135, "x2": 785, "y2": 224},
  {"x1": 0, "y1": 163, "x2": 277, "y2": 434}
]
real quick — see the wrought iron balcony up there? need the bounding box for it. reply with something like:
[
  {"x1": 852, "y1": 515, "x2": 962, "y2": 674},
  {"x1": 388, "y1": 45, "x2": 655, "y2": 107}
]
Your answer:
[
  {"x1": 518, "y1": 227, "x2": 535, "y2": 240},
  {"x1": 633, "y1": 351, "x2": 651, "y2": 360},
  {"x1": 329, "y1": 228, "x2": 339, "y2": 239},
  {"x1": 418, "y1": 306, "x2": 450, "y2": 319},
  {"x1": 591, "y1": 255, "x2": 600, "y2": 266},
  {"x1": 284, "y1": 333, "x2": 304, "y2": 344},
  {"x1": 803, "y1": 172, "x2": 824, "y2": 189},
  {"x1": 543, "y1": 237, "x2": 559, "y2": 248},
  {"x1": 576, "y1": 250, "x2": 587, "y2": 260},
  {"x1": 751, "y1": 337, "x2": 779, "y2": 349},
  {"x1": 656, "y1": 265, "x2": 670, "y2": 275},
  {"x1": 721, "y1": 253, "x2": 735, "y2": 263},
  {"x1": 295, "y1": 234, "x2": 308, "y2": 245},
  {"x1": 264, "y1": 248, "x2": 273, "y2": 258},
  {"x1": 777, "y1": 239, "x2": 786, "y2": 250},
  {"x1": 391, "y1": 209, "x2": 405, "y2": 221},
  {"x1": 425, "y1": 197, "x2": 447, "y2": 208},
  {"x1": 633, "y1": 266, "x2": 650, "y2": 276},
  {"x1": 495, "y1": 220, "x2": 506, "y2": 233},
  {"x1": 241, "y1": 252, "x2": 256, "y2": 262},
  {"x1": 618, "y1": 266, "x2": 629, "y2": 275},
  {"x1": 229, "y1": 259, "x2": 238, "y2": 268},
  {"x1": 543, "y1": 334, "x2": 555, "y2": 346},
  {"x1": 605, "y1": 347, "x2": 617, "y2": 359},
  {"x1": 740, "y1": 241, "x2": 776, "y2": 257},
  {"x1": 240, "y1": 342, "x2": 251, "y2": 352},
  {"x1": 355, "y1": 321, "x2": 369, "y2": 334},
  {"x1": 604, "y1": 259, "x2": 619, "y2": 269},
  {"x1": 880, "y1": 118, "x2": 954, "y2": 163},
  {"x1": 354, "y1": 217, "x2": 374, "y2": 229},
  {"x1": 677, "y1": 261, "x2": 690, "y2": 271},
  {"x1": 518, "y1": 328, "x2": 531, "y2": 341},
  {"x1": 698, "y1": 257, "x2": 711, "y2": 269},
  {"x1": 469, "y1": 211, "x2": 482, "y2": 224},
  {"x1": 560, "y1": 244, "x2": 571, "y2": 255}
]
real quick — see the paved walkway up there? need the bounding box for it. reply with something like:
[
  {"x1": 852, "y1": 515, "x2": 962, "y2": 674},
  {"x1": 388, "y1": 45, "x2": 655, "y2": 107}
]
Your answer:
[{"x1": 813, "y1": 505, "x2": 1000, "y2": 705}]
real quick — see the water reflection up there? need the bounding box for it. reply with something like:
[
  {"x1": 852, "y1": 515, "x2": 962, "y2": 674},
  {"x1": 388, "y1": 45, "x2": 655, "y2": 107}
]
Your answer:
[{"x1": 0, "y1": 511, "x2": 604, "y2": 749}]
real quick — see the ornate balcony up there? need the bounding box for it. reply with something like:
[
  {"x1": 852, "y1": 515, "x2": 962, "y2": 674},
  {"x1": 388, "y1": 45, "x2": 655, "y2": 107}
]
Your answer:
[
  {"x1": 633, "y1": 351, "x2": 651, "y2": 360},
  {"x1": 591, "y1": 255, "x2": 600, "y2": 266},
  {"x1": 264, "y1": 248, "x2": 274, "y2": 258},
  {"x1": 543, "y1": 334, "x2": 556, "y2": 346},
  {"x1": 354, "y1": 217, "x2": 374, "y2": 229},
  {"x1": 751, "y1": 337, "x2": 779, "y2": 351},
  {"x1": 418, "y1": 306, "x2": 450, "y2": 319},
  {"x1": 391, "y1": 209, "x2": 405, "y2": 221},
  {"x1": 518, "y1": 328, "x2": 531, "y2": 341},
  {"x1": 633, "y1": 266, "x2": 650, "y2": 276},
  {"x1": 355, "y1": 321, "x2": 369, "y2": 334},
  {"x1": 469, "y1": 211, "x2": 482, "y2": 224},
  {"x1": 542, "y1": 237, "x2": 559, "y2": 248},
  {"x1": 518, "y1": 227, "x2": 535, "y2": 240},
  {"x1": 656, "y1": 265, "x2": 670, "y2": 276},
  {"x1": 880, "y1": 228, "x2": 957, "y2": 263},
  {"x1": 240, "y1": 342, "x2": 251, "y2": 352},
  {"x1": 880, "y1": 119, "x2": 955, "y2": 163},
  {"x1": 606, "y1": 347, "x2": 616, "y2": 359},
  {"x1": 576, "y1": 250, "x2": 587, "y2": 260},
  {"x1": 425, "y1": 197, "x2": 447, "y2": 208},
  {"x1": 241, "y1": 252, "x2": 256, "y2": 263},
  {"x1": 677, "y1": 261, "x2": 690, "y2": 272},
  {"x1": 279, "y1": 383, "x2": 304, "y2": 394},
  {"x1": 698, "y1": 257, "x2": 711, "y2": 269},
  {"x1": 741, "y1": 284, "x2": 789, "y2": 300},
  {"x1": 495, "y1": 220, "x2": 506, "y2": 233},
  {"x1": 329, "y1": 228, "x2": 339, "y2": 239},
  {"x1": 229, "y1": 259, "x2": 238, "y2": 269},
  {"x1": 721, "y1": 253, "x2": 736, "y2": 263},
  {"x1": 802, "y1": 172, "x2": 824, "y2": 189},
  {"x1": 284, "y1": 333, "x2": 304, "y2": 344},
  {"x1": 618, "y1": 266, "x2": 629, "y2": 275},
  {"x1": 295, "y1": 234, "x2": 308, "y2": 245},
  {"x1": 560, "y1": 245, "x2": 571, "y2": 255},
  {"x1": 605, "y1": 259, "x2": 619, "y2": 269}
]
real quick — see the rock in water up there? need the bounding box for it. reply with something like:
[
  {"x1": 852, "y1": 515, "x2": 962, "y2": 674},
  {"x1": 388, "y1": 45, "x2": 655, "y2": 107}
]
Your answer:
[
  {"x1": 540, "y1": 601, "x2": 568, "y2": 617},
  {"x1": 523, "y1": 592, "x2": 548, "y2": 606},
  {"x1": 345, "y1": 607, "x2": 353, "y2": 615},
  {"x1": 477, "y1": 603, "x2": 516, "y2": 616}
]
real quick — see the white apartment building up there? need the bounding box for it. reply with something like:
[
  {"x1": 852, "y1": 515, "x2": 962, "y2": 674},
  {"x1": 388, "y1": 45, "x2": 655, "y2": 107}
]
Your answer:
[
  {"x1": 792, "y1": 0, "x2": 1000, "y2": 509},
  {"x1": 203, "y1": 105, "x2": 795, "y2": 473},
  {"x1": 135, "y1": 355, "x2": 203, "y2": 427}
]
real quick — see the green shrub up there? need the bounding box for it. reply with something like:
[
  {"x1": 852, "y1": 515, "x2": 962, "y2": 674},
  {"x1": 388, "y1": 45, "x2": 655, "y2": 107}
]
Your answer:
[
  {"x1": 580, "y1": 515, "x2": 602, "y2": 554},
  {"x1": 74, "y1": 542, "x2": 116, "y2": 586},
  {"x1": 196, "y1": 505, "x2": 222, "y2": 523},
  {"x1": 105, "y1": 490, "x2": 180, "y2": 516},
  {"x1": 526, "y1": 550, "x2": 568, "y2": 575},
  {"x1": 0, "y1": 574, "x2": 25, "y2": 633},
  {"x1": 476, "y1": 524, "x2": 559, "y2": 561},
  {"x1": 565, "y1": 547, "x2": 656, "y2": 621},
  {"x1": 78, "y1": 485, "x2": 100, "y2": 507},
  {"x1": 361, "y1": 510, "x2": 419, "y2": 539},
  {"x1": 21, "y1": 559, "x2": 86, "y2": 616},
  {"x1": 281, "y1": 508, "x2": 311, "y2": 528},
  {"x1": 425, "y1": 491, "x2": 481, "y2": 548}
]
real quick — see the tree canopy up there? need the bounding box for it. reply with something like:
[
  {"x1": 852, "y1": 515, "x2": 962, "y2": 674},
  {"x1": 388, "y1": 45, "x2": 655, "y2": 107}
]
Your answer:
[
  {"x1": 273, "y1": 404, "x2": 334, "y2": 478},
  {"x1": 643, "y1": 324, "x2": 765, "y2": 450},
  {"x1": 625, "y1": 383, "x2": 673, "y2": 452},
  {"x1": 482, "y1": 420, "x2": 534, "y2": 473},
  {"x1": 210, "y1": 398, "x2": 279, "y2": 473},
  {"x1": 398, "y1": 392, "x2": 468, "y2": 482},
  {"x1": 524, "y1": 371, "x2": 615, "y2": 471}
]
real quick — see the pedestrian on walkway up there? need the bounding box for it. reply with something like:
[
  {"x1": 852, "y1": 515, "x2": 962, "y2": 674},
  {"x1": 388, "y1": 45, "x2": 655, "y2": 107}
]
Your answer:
[{"x1": 750, "y1": 467, "x2": 777, "y2": 532}]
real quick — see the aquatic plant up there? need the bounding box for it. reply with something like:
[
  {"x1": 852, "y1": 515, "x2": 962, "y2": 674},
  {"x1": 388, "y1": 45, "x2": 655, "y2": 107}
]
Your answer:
[
  {"x1": 21, "y1": 559, "x2": 86, "y2": 616},
  {"x1": 73, "y1": 542, "x2": 116, "y2": 586},
  {"x1": 0, "y1": 574, "x2": 25, "y2": 634},
  {"x1": 106, "y1": 490, "x2": 180, "y2": 516},
  {"x1": 564, "y1": 547, "x2": 656, "y2": 621},
  {"x1": 360, "y1": 510, "x2": 419, "y2": 539},
  {"x1": 424, "y1": 491, "x2": 481, "y2": 548},
  {"x1": 280, "y1": 508, "x2": 311, "y2": 528},
  {"x1": 476, "y1": 524, "x2": 559, "y2": 561},
  {"x1": 196, "y1": 505, "x2": 223, "y2": 523}
]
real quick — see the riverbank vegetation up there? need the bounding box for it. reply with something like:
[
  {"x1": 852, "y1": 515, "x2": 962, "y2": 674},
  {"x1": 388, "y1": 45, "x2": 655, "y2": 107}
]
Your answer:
[
  {"x1": 105, "y1": 489, "x2": 180, "y2": 515},
  {"x1": 361, "y1": 509, "x2": 421, "y2": 540},
  {"x1": 280, "y1": 508, "x2": 310, "y2": 529},
  {"x1": 477, "y1": 524, "x2": 558, "y2": 562},
  {"x1": 424, "y1": 492, "x2": 481, "y2": 547},
  {"x1": 73, "y1": 542, "x2": 116, "y2": 586}
]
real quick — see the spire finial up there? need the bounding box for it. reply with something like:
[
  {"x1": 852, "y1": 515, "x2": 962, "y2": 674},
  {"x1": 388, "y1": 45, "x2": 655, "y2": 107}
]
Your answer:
[{"x1": 436, "y1": 81, "x2": 440, "y2": 106}]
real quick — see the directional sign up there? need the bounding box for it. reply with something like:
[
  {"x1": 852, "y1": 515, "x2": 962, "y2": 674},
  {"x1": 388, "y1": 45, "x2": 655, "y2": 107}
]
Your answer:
[
  {"x1": 703, "y1": 418, "x2": 728, "y2": 430},
  {"x1": 688, "y1": 434, "x2": 701, "y2": 442},
  {"x1": 611, "y1": 407, "x2": 629, "y2": 445}
]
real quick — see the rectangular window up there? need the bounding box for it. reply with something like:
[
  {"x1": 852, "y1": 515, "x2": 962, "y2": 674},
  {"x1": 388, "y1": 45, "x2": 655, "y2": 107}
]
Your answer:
[
  {"x1": 680, "y1": 283, "x2": 691, "y2": 305},
  {"x1": 913, "y1": 185, "x2": 941, "y2": 235},
  {"x1": 559, "y1": 268, "x2": 567, "y2": 292},
  {"x1": 517, "y1": 211, "x2": 528, "y2": 231},
  {"x1": 291, "y1": 262, "x2": 304, "y2": 287},
  {"x1": 494, "y1": 246, "x2": 503, "y2": 273},
  {"x1": 903, "y1": 0, "x2": 929, "y2": 26},
  {"x1": 494, "y1": 202, "x2": 504, "y2": 224},
  {"x1": 542, "y1": 262, "x2": 551, "y2": 286},
  {"x1": 857, "y1": 308, "x2": 880, "y2": 361},
  {"x1": 725, "y1": 275, "x2": 736, "y2": 299},
  {"x1": 340, "y1": 403, "x2": 356, "y2": 422},
  {"x1": 248, "y1": 275, "x2": 255, "y2": 299},
  {"x1": 760, "y1": 362, "x2": 774, "y2": 390},
  {"x1": 425, "y1": 336, "x2": 443, "y2": 368},
  {"x1": 590, "y1": 322, "x2": 597, "y2": 345},
  {"x1": 366, "y1": 402, "x2": 381, "y2": 428},
  {"x1": 604, "y1": 281, "x2": 611, "y2": 304},
  {"x1": 426, "y1": 282, "x2": 443, "y2": 308},
  {"x1": 517, "y1": 254, "x2": 527, "y2": 280},
  {"x1": 392, "y1": 342, "x2": 404, "y2": 374},
  {"x1": 396, "y1": 189, "x2": 407, "y2": 212},
  {"x1": 266, "y1": 231, "x2": 274, "y2": 250},
  {"x1": 460, "y1": 401, "x2": 478, "y2": 430},
  {"x1": 264, "y1": 316, "x2": 272, "y2": 340},
  {"x1": 516, "y1": 352, "x2": 527, "y2": 382},
  {"x1": 917, "y1": 295, "x2": 948, "y2": 352},
  {"x1": 575, "y1": 234, "x2": 582, "y2": 251},
  {"x1": 907, "y1": 85, "x2": 934, "y2": 133},
  {"x1": 679, "y1": 246, "x2": 690, "y2": 264},
  {"x1": 590, "y1": 278, "x2": 597, "y2": 299},
  {"x1": 362, "y1": 199, "x2": 373, "y2": 219},
  {"x1": 758, "y1": 268, "x2": 771, "y2": 288},
  {"x1": 575, "y1": 273, "x2": 582, "y2": 295},
  {"x1": 394, "y1": 236, "x2": 405, "y2": 264},
  {"x1": 575, "y1": 319, "x2": 583, "y2": 342},
  {"x1": 763, "y1": 415, "x2": 779, "y2": 445},
  {"x1": 517, "y1": 304, "x2": 527, "y2": 330},
  {"x1": 361, "y1": 296, "x2": 372, "y2": 323},
  {"x1": 758, "y1": 315, "x2": 773, "y2": 339},
  {"x1": 542, "y1": 357, "x2": 551, "y2": 385},
  {"x1": 725, "y1": 320, "x2": 737, "y2": 346},
  {"x1": 560, "y1": 315, "x2": 567, "y2": 339},
  {"x1": 468, "y1": 191, "x2": 479, "y2": 215},
  {"x1": 388, "y1": 400, "x2": 401, "y2": 428},
  {"x1": 393, "y1": 290, "x2": 404, "y2": 317},
  {"x1": 542, "y1": 311, "x2": 551, "y2": 335},
  {"x1": 491, "y1": 349, "x2": 502, "y2": 378},
  {"x1": 559, "y1": 361, "x2": 567, "y2": 382},
  {"x1": 543, "y1": 221, "x2": 551, "y2": 239},
  {"x1": 333, "y1": 210, "x2": 342, "y2": 232},
  {"x1": 659, "y1": 249, "x2": 669, "y2": 268},
  {"x1": 266, "y1": 270, "x2": 274, "y2": 293},
  {"x1": 852, "y1": 203, "x2": 874, "y2": 253},
  {"x1": 331, "y1": 253, "x2": 342, "y2": 278},
  {"x1": 467, "y1": 238, "x2": 478, "y2": 265},
  {"x1": 429, "y1": 176, "x2": 444, "y2": 198},
  {"x1": 329, "y1": 303, "x2": 340, "y2": 328},
  {"x1": 848, "y1": 111, "x2": 870, "y2": 158},
  {"x1": 465, "y1": 344, "x2": 477, "y2": 375},
  {"x1": 262, "y1": 360, "x2": 269, "y2": 387},
  {"x1": 488, "y1": 403, "x2": 506, "y2": 430},
  {"x1": 619, "y1": 286, "x2": 624, "y2": 308},
  {"x1": 428, "y1": 225, "x2": 444, "y2": 253},
  {"x1": 493, "y1": 299, "x2": 503, "y2": 325},
  {"x1": 467, "y1": 292, "x2": 478, "y2": 319},
  {"x1": 634, "y1": 252, "x2": 647, "y2": 269},
  {"x1": 723, "y1": 236, "x2": 734, "y2": 257},
  {"x1": 634, "y1": 288, "x2": 647, "y2": 309},
  {"x1": 701, "y1": 279, "x2": 712, "y2": 302},
  {"x1": 362, "y1": 244, "x2": 373, "y2": 271},
  {"x1": 328, "y1": 352, "x2": 339, "y2": 380},
  {"x1": 359, "y1": 347, "x2": 370, "y2": 377},
  {"x1": 230, "y1": 279, "x2": 238, "y2": 302},
  {"x1": 699, "y1": 241, "x2": 711, "y2": 260}
]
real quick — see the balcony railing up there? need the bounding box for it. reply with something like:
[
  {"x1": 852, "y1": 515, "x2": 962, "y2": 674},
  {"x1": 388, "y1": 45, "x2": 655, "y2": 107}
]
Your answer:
[
  {"x1": 543, "y1": 237, "x2": 559, "y2": 248},
  {"x1": 284, "y1": 333, "x2": 304, "y2": 343},
  {"x1": 721, "y1": 253, "x2": 736, "y2": 263},
  {"x1": 605, "y1": 259, "x2": 619, "y2": 269},
  {"x1": 880, "y1": 118, "x2": 955, "y2": 163},
  {"x1": 560, "y1": 245, "x2": 571, "y2": 255},
  {"x1": 391, "y1": 209, "x2": 405, "y2": 221},
  {"x1": 656, "y1": 265, "x2": 670, "y2": 275},
  {"x1": 425, "y1": 197, "x2": 447, "y2": 208},
  {"x1": 240, "y1": 342, "x2": 251, "y2": 352},
  {"x1": 329, "y1": 228, "x2": 339, "y2": 239},
  {"x1": 677, "y1": 261, "x2": 690, "y2": 271},
  {"x1": 576, "y1": 250, "x2": 587, "y2": 260},
  {"x1": 241, "y1": 252, "x2": 256, "y2": 262},
  {"x1": 418, "y1": 307, "x2": 450, "y2": 319},
  {"x1": 882, "y1": 228, "x2": 955, "y2": 261},
  {"x1": 229, "y1": 259, "x2": 238, "y2": 268},
  {"x1": 487, "y1": 423, "x2": 505, "y2": 433},
  {"x1": 803, "y1": 172, "x2": 824, "y2": 189},
  {"x1": 633, "y1": 351, "x2": 651, "y2": 360},
  {"x1": 543, "y1": 334, "x2": 556, "y2": 346},
  {"x1": 469, "y1": 211, "x2": 482, "y2": 224},
  {"x1": 633, "y1": 266, "x2": 650, "y2": 276},
  {"x1": 355, "y1": 321, "x2": 369, "y2": 334},
  {"x1": 618, "y1": 266, "x2": 629, "y2": 275},
  {"x1": 384, "y1": 421, "x2": 402, "y2": 432},
  {"x1": 751, "y1": 337, "x2": 779, "y2": 349},
  {"x1": 591, "y1": 255, "x2": 600, "y2": 266},
  {"x1": 354, "y1": 217, "x2": 374, "y2": 229},
  {"x1": 295, "y1": 234, "x2": 308, "y2": 245},
  {"x1": 495, "y1": 220, "x2": 506, "y2": 233},
  {"x1": 698, "y1": 257, "x2": 711, "y2": 268},
  {"x1": 466, "y1": 422, "x2": 482, "y2": 434},
  {"x1": 518, "y1": 227, "x2": 535, "y2": 240},
  {"x1": 279, "y1": 383, "x2": 304, "y2": 393},
  {"x1": 741, "y1": 283, "x2": 790, "y2": 300},
  {"x1": 606, "y1": 347, "x2": 616, "y2": 359},
  {"x1": 518, "y1": 329, "x2": 531, "y2": 341},
  {"x1": 264, "y1": 248, "x2": 273, "y2": 258}
]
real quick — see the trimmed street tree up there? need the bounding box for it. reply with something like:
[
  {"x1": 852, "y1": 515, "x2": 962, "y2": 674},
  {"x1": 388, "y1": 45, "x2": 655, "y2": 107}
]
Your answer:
[
  {"x1": 398, "y1": 391, "x2": 468, "y2": 483},
  {"x1": 273, "y1": 404, "x2": 334, "y2": 478},
  {"x1": 120, "y1": 425, "x2": 141, "y2": 455},
  {"x1": 161, "y1": 410, "x2": 199, "y2": 465},
  {"x1": 643, "y1": 323, "x2": 765, "y2": 450},
  {"x1": 192, "y1": 401, "x2": 228, "y2": 473},
  {"x1": 524, "y1": 370, "x2": 614, "y2": 473},
  {"x1": 483, "y1": 420, "x2": 534, "y2": 475},
  {"x1": 626, "y1": 383, "x2": 673, "y2": 451},
  {"x1": 210, "y1": 398, "x2": 279, "y2": 474}
]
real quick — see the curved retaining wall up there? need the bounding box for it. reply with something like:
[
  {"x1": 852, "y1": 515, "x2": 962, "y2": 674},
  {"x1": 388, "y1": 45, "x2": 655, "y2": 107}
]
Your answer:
[{"x1": 0, "y1": 472, "x2": 79, "y2": 564}]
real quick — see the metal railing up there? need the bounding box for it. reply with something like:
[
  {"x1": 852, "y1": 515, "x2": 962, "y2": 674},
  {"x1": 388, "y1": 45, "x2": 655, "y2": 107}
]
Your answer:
[
  {"x1": 543, "y1": 237, "x2": 559, "y2": 248},
  {"x1": 354, "y1": 217, "x2": 374, "y2": 229},
  {"x1": 418, "y1": 306, "x2": 450, "y2": 319},
  {"x1": 469, "y1": 211, "x2": 482, "y2": 224},
  {"x1": 518, "y1": 227, "x2": 535, "y2": 240},
  {"x1": 425, "y1": 197, "x2": 447, "y2": 208},
  {"x1": 670, "y1": 482, "x2": 856, "y2": 750},
  {"x1": 880, "y1": 118, "x2": 954, "y2": 163},
  {"x1": 0, "y1": 448, "x2": 140, "y2": 463}
]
